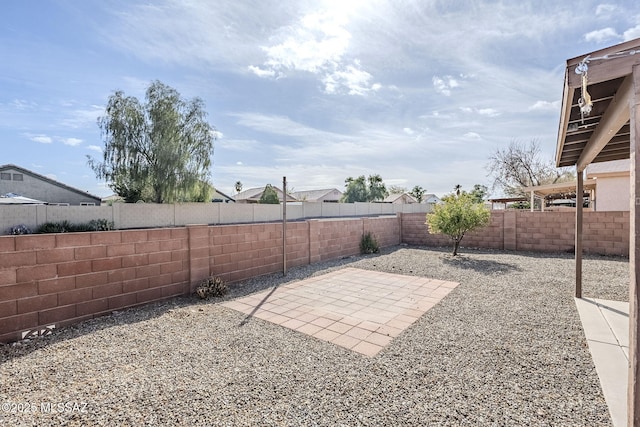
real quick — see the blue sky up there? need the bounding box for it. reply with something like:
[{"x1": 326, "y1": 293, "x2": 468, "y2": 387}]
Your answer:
[{"x1": 2, "y1": 1, "x2": 640, "y2": 199}]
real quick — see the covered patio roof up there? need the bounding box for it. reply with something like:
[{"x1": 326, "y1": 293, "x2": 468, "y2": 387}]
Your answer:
[
  {"x1": 556, "y1": 39, "x2": 639, "y2": 172},
  {"x1": 523, "y1": 179, "x2": 596, "y2": 197},
  {"x1": 554, "y1": 37, "x2": 640, "y2": 426}
]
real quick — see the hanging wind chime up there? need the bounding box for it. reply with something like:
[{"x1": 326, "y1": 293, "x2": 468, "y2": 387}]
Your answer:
[{"x1": 575, "y1": 57, "x2": 593, "y2": 124}]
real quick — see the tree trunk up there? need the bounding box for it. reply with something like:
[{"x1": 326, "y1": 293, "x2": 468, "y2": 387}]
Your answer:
[{"x1": 452, "y1": 239, "x2": 461, "y2": 256}]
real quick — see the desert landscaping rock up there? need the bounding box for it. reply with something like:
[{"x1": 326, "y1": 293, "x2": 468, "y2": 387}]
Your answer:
[{"x1": 0, "y1": 245, "x2": 627, "y2": 426}]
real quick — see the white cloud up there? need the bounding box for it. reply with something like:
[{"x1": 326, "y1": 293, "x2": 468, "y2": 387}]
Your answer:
[
  {"x1": 260, "y1": 9, "x2": 352, "y2": 74},
  {"x1": 432, "y1": 75, "x2": 461, "y2": 96},
  {"x1": 62, "y1": 105, "x2": 103, "y2": 128},
  {"x1": 236, "y1": 161, "x2": 243, "y2": 165},
  {"x1": 623, "y1": 25, "x2": 640, "y2": 42},
  {"x1": 403, "y1": 127, "x2": 415, "y2": 135},
  {"x1": 477, "y1": 108, "x2": 500, "y2": 117},
  {"x1": 247, "y1": 6, "x2": 378, "y2": 96},
  {"x1": 528, "y1": 100, "x2": 561, "y2": 112},
  {"x1": 25, "y1": 133, "x2": 53, "y2": 144},
  {"x1": 248, "y1": 65, "x2": 276, "y2": 78},
  {"x1": 584, "y1": 27, "x2": 619, "y2": 43},
  {"x1": 87, "y1": 145, "x2": 103, "y2": 153},
  {"x1": 595, "y1": 4, "x2": 617, "y2": 16},
  {"x1": 322, "y1": 60, "x2": 376, "y2": 95},
  {"x1": 45, "y1": 174, "x2": 57, "y2": 180},
  {"x1": 11, "y1": 99, "x2": 36, "y2": 110},
  {"x1": 463, "y1": 132, "x2": 481, "y2": 140},
  {"x1": 459, "y1": 107, "x2": 500, "y2": 117},
  {"x1": 60, "y1": 137, "x2": 83, "y2": 146}
]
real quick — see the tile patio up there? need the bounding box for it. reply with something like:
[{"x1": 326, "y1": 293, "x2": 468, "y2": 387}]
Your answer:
[{"x1": 223, "y1": 267, "x2": 459, "y2": 357}]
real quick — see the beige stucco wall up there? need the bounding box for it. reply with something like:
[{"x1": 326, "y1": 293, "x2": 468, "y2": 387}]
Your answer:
[{"x1": 595, "y1": 176, "x2": 629, "y2": 211}]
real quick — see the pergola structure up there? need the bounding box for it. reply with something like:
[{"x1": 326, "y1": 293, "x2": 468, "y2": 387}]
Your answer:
[
  {"x1": 555, "y1": 38, "x2": 640, "y2": 426},
  {"x1": 522, "y1": 179, "x2": 596, "y2": 211}
]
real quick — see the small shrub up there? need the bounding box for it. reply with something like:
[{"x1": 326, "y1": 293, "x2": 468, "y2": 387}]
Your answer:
[
  {"x1": 88, "y1": 219, "x2": 115, "y2": 231},
  {"x1": 8, "y1": 224, "x2": 32, "y2": 235},
  {"x1": 360, "y1": 232, "x2": 379, "y2": 254},
  {"x1": 37, "y1": 220, "x2": 74, "y2": 233},
  {"x1": 196, "y1": 276, "x2": 228, "y2": 299},
  {"x1": 35, "y1": 219, "x2": 115, "y2": 234}
]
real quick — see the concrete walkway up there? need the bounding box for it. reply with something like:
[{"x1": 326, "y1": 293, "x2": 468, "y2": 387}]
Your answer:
[
  {"x1": 223, "y1": 267, "x2": 459, "y2": 357},
  {"x1": 575, "y1": 297, "x2": 629, "y2": 427}
]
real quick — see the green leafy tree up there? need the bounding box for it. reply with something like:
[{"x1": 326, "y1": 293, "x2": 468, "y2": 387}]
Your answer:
[
  {"x1": 341, "y1": 174, "x2": 389, "y2": 202},
  {"x1": 470, "y1": 184, "x2": 489, "y2": 203},
  {"x1": 88, "y1": 80, "x2": 216, "y2": 203},
  {"x1": 426, "y1": 193, "x2": 490, "y2": 256},
  {"x1": 259, "y1": 184, "x2": 280, "y2": 204},
  {"x1": 410, "y1": 185, "x2": 425, "y2": 203},
  {"x1": 368, "y1": 174, "x2": 388, "y2": 201},
  {"x1": 342, "y1": 176, "x2": 369, "y2": 202}
]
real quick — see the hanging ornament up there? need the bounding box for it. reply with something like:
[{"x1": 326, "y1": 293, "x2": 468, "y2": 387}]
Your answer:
[{"x1": 575, "y1": 57, "x2": 593, "y2": 124}]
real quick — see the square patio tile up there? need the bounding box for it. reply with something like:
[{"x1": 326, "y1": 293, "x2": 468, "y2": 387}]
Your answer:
[{"x1": 222, "y1": 267, "x2": 459, "y2": 357}]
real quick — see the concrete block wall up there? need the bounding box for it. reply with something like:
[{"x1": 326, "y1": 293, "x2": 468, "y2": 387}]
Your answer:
[
  {"x1": 0, "y1": 216, "x2": 397, "y2": 343},
  {"x1": 401, "y1": 211, "x2": 629, "y2": 256},
  {"x1": 0, "y1": 228, "x2": 190, "y2": 343}
]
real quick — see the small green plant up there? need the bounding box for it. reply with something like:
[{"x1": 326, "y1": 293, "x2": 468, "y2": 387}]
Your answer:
[
  {"x1": 195, "y1": 276, "x2": 228, "y2": 299},
  {"x1": 360, "y1": 232, "x2": 380, "y2": 254},
  {"x1": 8, "y1": 224, "x2": 32, "y2": 235},
  {"x1": 88, "y1": 219, "x2": 115, "y2": 231},
  {"x1": 37, "y1": 220, "x2": 74, "y2": 233},
  {"x1": 36, "y1": 219, "x2": 115, "y2": 234}
]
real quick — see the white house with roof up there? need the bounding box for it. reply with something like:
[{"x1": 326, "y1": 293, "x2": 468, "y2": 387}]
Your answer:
[
  {"x1": 423, "y1": 194, "x2": 442, "y2": 205},
  {"x1": 290, "y1": 188, "x2": 342, "y2": 202},
  {"x1": 234, "y1": 185, "x2": 297, "y2": 203},
  {"x1": 0, "y1": 164, "x2": 102, "y2": 206},
  {"x1": 383, "y1": 193, "x2": 417, "y2": 204}
]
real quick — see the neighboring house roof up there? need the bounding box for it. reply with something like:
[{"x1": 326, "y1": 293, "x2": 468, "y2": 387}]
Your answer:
[
  {"x1": 0, "y1": 164, "x2": 102, "y2": 204},
  {"x1": 423, "y1": 194, "x2": 442, "y2": 204},
  {"x1": 0, "y1": 193, "x2": 46, "y2": 204},
  {"x1": 383, "y1": 193, "x2": 417, "y2": 204},
  {"x1": 290, "y1": 188, "x2": 342, "y2": 202},
  {"x1": 235, "y1": 186, "x2": 297, "y2": 203}
]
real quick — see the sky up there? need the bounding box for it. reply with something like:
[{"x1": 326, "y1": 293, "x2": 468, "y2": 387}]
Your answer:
[{"x1": 2, "y1": 0, "x2": 640, "y2": 199}]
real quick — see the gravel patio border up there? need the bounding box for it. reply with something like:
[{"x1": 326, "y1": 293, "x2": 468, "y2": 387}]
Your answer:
[{"x1": 0, "y1": 245, "x2": 629, "y2": 426}]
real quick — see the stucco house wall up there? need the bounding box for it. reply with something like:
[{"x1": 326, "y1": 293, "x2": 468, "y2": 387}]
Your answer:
[
  {"x1": 587, "y1": 159, "x2": 630, "y2": 212},
  {"x1": 594, "y1": 175, "x2": 629, "y2": 211},
  {"x1": 0, "y1": 165, "x2": 101, "y2": 206}
]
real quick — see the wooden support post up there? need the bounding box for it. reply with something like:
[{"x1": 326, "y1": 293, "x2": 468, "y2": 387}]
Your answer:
[
  {"x1": 629, "y1": 64, "x2": 640, "y2": 427},
  {"x1": 530, "y1": 190, "x2": 534, "y2": 212},
  {"x1": 282, "y1": 176, "x2": 287, "y2": 277},
  {"x1": 575, "y1": 169, "x2": 583, "y2": 298}
]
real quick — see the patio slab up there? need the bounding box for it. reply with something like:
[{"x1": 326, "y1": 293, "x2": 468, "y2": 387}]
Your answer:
[
  {"x1": 575, "y1": 297, "x2": 629, "y2": 427},
  {"x1": 223, "y1": 267, "x2": 459, "y2": 357}
]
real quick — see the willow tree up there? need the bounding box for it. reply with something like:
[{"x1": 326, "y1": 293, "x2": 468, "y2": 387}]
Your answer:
[{"x1": 88, "y1": 80, "x2": 216, "y2": 203}]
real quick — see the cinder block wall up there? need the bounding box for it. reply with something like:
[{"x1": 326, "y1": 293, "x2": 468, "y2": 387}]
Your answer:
[
  {"x1": 0, "y1": 228, "x2": 190, "y2": 343},
  {"x1": 0, "y1": 216, "x2": 398, "y2": 343},
  {"x1": 401, "y1": 211, "x2": 629, "y2": 256},
  {"x1": 0, "y1": 211, "x2": 627, "y2": 343}
]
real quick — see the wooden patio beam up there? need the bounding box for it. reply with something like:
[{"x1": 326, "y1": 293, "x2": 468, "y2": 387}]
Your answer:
[
  {"x1": 629, "y1": 63, "x2": 640, "y2": 427},
  {"x1": 575, "y1": 170, "x2": 583, "y2": 298},
  {"x1": 577, "y1": 75, "x2": 632, "y2": 172}
]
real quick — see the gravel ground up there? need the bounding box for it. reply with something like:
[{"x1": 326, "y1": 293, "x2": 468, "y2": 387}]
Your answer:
[{"x1": 0, "y1": 245, "x2": 629, "y2": 426}]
